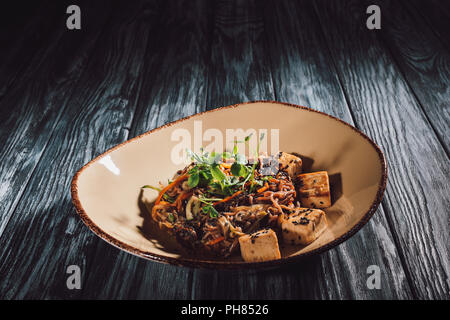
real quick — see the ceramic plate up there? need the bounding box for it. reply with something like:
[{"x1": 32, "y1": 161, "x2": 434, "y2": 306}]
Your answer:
[{"x1": 71, "y1": 101, "x2": 387, "y2": 269}]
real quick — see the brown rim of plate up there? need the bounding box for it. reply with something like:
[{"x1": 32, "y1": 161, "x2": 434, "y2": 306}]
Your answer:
[{"x1": 70, "y1": 100, "x2": 388, "y2": 270}]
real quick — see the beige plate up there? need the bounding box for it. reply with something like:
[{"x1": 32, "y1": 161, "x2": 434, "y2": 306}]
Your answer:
[{"x1": 71, "y1": 101, "x2": 387, "y2": 269}]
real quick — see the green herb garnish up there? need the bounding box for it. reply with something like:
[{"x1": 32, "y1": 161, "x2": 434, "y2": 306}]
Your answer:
[
  {"x1": 184, "y1": 132, "x2": 267, "y2": 205},
  {"x1": 142, "y1": 185, "x2": 175, "y2": 203},
  {"x1": 202, "y1": 204, "x2": 219, "y2": 218}
]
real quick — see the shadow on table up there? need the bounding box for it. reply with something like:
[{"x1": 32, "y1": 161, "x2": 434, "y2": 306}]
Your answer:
[{"x1": 189, "y1": 253, "x2": 325, "y2": 299}]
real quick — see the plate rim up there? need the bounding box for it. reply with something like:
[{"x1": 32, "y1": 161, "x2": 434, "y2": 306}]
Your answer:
[{"x1": 70, "y1": 100, "x2": 388, "y2": 270}]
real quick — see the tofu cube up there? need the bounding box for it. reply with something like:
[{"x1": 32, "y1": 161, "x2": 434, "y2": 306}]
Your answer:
[
  {"x1": 278, "y1": 152, "x2": 302, "y2": 178},
  {"x1": 296, "y1": 171, "x2": 331, "y2": 208},
  {"x1": 238, "y1": 229, "x2": 281, "y2": 262},
  {"x1": 281, "y1": 208, "x2": 328, "y2": 245}
]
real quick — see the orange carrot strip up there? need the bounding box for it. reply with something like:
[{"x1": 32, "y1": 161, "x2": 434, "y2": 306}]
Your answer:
[
  {"x1": 213, "y1": 190, "x2": 243, "y2": 206},
  {"x1": 257, "y1": 182, "x2": 269, "y2": 193},
  {"x1": 206, "y1": 236, "x2": 225, "y2": 246},
  {"x1": 220, "y1": 163, "x2": 232, "y2": 169},
  {"x1": 154, "y1": 174, "x2": 188, "y2": 206},
  {"x1": 175, "y1": 191, "x2": 193, "y2": 211}
]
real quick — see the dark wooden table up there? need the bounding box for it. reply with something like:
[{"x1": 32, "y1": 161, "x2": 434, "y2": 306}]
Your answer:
[{"x1": 0, "y1": 0, "x2": 448, "y2": 300}]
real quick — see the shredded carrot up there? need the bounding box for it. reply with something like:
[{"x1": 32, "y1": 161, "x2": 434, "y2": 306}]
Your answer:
[
  {"x1": 174, "y1": 191, "x2": 193, "y2": 211},
  {"x1": 206, "y1": 236, "x2": 225, "y2": 246},
  {"x1": 154, "y1": 174, "x2": 188, "y2": 206},
  {"x1": 213, "y1": 190, "x2": 243, "y2": 206},
  {"x1": 220, "y1": 163, "x2": 232, "y2": 169},
  {"x1": 257, "y1": 182, "x2": 269, "y2": 193}
]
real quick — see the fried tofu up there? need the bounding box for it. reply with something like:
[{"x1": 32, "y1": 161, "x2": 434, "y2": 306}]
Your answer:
[
  {"x1": 296, "y1": 171, "x2": 331, "y2": 208},
  {"x1": 238, "y1": 229, "x2": 281, "y2": 262},
  {"x1": 281, "y1": 208, "x2": 328, "y2": 245},
  {"x1": 278, "y1": 152, "x2": 302, "y2": 178}
]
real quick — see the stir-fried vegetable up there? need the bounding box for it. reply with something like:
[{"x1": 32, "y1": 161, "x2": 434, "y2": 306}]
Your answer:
[{"x1": 143, "y1": 132, "x2": 330, "y2": 261}]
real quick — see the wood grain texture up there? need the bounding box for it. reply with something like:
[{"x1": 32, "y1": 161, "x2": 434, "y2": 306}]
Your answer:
[
  {"x1": 190, "y1": 0, "x2": 411, "y2": 300},
  {"x1": 0, "y1": 1, "x2": 41, "y2": 61},
  {"x1": 0, "y1": 0, "x2": 447, "y2": 300},
  {"x1": 263, "y1": 0, "x2": 410, "y2": 299},
  {"x1": 205, "y1": 0, "x2": 274, "y2": 108},
  {"x1": 409, "y1": 0, "x2": 450, "y2": 51},
  {"x1": 79, "y1": 0, "x2": 214, "y2": 299},
  {"x1": 0, "y1": 1, "x2": 62, "y2": 101},
  {"x1": 377, "y1": 0, "x2": 450, "y2": 155},
  {"x1": 130, "y1": 0, "x2": 213, "y2": 136},
  {"x1": 0, "y1": 0, "x2": 111, "y2": 236},
  {"x1": 0, "y1": 0, "x2": 152, "y2": 299},
  {"x1": 313, "y1": 0, "x2": 450, "y2": 299},
  {"x1": 192, "y1": 0, "x2": 283, "y2": 299}
]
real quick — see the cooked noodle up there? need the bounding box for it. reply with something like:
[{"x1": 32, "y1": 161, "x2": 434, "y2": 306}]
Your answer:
[{"x1": 148, "y1": 151, "x2": 302, "y2": 257}]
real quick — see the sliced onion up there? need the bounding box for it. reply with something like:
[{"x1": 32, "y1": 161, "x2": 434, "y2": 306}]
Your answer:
[{"x1": 185, "y1": 196, "x2": 198, "y2": 220}]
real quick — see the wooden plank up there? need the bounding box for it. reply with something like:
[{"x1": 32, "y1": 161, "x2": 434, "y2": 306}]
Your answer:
[
  {"x1": 408, "y1": 0, "x2": 450, "y2": 51},
  {"x1": 0, "y1": 0, "x2": 154, "y2": 299},
  {"x1": 377, "y1": 0, "x2": 450, "y2": 155},
  {"x1": 265, "y1": 0, "x2": 412, "y2": 299},
  {"x1": 0, "y1": 0, "x2": 111, "y2": 236},
  {"x1": 130, "y1": 0, "x2": 213, "y2": 136},
  {"x1": 191, "y1": 0, "x2": 412, "y2": 300},
  {"x1": 0, "y1": 1, "x2": 42, "y2": 65},
  {"x1": 0, "y1": 1, "x2": 41, "y2": 42},
  {"x1": 0, "y1": 1, "x2": 61, "y2": 101},
  {"x1": 313, "y1": 0, "x2": 450, "y2": 299},
  {"x1": 2, "y1": 0, "x2": 443, "y2": 299},
  {"x1": 205, "y1": 0, "x2": 274, "y2": 109},
  {"x1": 192, "y1": 0, "x2": 282, "y2": 299},
  {"x1": 79, "y1": 0, "x2": 214, "y2": 299}
]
